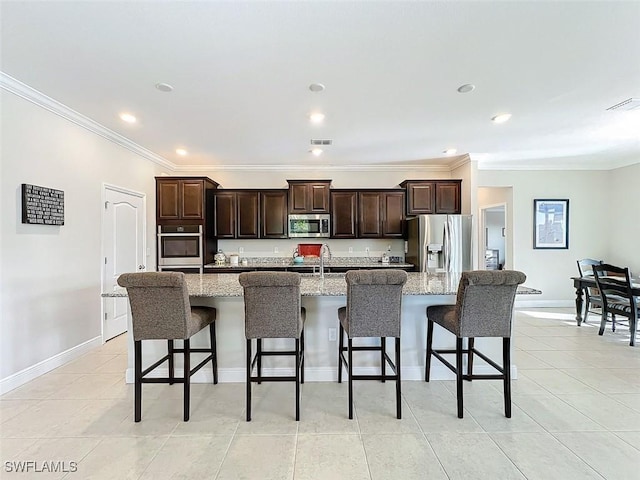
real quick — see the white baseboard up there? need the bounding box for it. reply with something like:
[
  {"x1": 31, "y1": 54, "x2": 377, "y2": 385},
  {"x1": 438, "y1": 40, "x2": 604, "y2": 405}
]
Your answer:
[
  {"x1": 0, "y1": 336, "x2": 103, "y2": 395},
  {"x1": 125, "y1": 364, "x2": 518, "y2": 384}
]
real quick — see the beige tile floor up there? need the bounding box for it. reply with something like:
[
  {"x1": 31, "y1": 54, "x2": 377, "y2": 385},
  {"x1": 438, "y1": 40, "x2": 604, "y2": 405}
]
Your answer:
[{"x1": 1, "y1": 308, "x2": 639, "y2": 479}]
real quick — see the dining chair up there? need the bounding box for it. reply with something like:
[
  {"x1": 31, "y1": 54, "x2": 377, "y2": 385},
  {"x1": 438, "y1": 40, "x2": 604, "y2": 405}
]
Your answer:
[
  {"x1": 337, "y1": 269, "x2": 408, "y2": 419},
  {"x1": 425, "y1": 270, "x2": 526, "y2": 418},
  {"x1": 117, "y1": 272, "x2": 218, "y2": 422},
  {"x1": 576, "y1": 258, "x2": 604, "y2": 322},
  {"x1": 592, "y1": 264, "x2": 639, "y2": 346},
  {"x1": 238, "y1": 271, "x2": 305, "y2": 421}
]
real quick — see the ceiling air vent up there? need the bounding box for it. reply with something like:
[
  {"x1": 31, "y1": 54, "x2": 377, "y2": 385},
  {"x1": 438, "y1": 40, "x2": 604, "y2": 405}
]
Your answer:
[
  {"x1": 606, "y1": 98, "x2": 640, "y2": 111},
  {"x1": 310, "y1": 139, "x2": 332, "y2": 146}
]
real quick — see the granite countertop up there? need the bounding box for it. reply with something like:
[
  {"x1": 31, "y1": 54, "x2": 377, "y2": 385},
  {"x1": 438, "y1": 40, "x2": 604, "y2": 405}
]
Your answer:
[
  {"x1": 104, "y1": 271, "x2": 541, "y2": 298},
  {"x1": 204, "y1": 256, "x2": 413, "y2": 270}
]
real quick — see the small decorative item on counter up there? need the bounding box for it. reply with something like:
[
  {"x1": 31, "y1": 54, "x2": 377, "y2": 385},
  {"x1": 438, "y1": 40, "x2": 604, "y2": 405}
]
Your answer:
[
  {"x1": 229, "y1": 254, "x2": 239, "y2": 266},
  {"x1": 241, "y1": 258, "x2": 248, "y2": 266},
  {"x1": 214, "y1": 249, "x2": 226, "y2": 266},
  {"x1": 293, "y1": 255, "x2": 304, "y2": 264},
  {"x1": 381, "y1": 253, "x2": 390, "y2": 264}
]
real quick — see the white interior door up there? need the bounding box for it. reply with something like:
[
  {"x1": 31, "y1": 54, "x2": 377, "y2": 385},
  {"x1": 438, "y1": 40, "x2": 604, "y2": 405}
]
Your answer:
[{"x1": 102, "y1": 185, "x2": 146, "y2": 341}]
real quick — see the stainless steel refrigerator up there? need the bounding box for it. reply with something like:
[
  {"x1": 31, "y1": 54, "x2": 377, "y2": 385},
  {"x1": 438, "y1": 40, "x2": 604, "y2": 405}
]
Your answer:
[{"x1": 405, "y1": 215, "x2": 473, "y2": 272}]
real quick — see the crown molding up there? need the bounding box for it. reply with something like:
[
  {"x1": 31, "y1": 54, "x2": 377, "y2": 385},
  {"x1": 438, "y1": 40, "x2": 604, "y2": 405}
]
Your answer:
[
  {"x1": 172, "y1": 163, "x2": 453, "y2": 172},
  {"x1": 0, "y1": 71, "x2": 176, "y2": 170}
]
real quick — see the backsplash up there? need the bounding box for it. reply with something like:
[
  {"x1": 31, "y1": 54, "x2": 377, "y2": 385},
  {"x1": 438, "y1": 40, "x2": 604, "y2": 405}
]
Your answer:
[{"x1": 217, "y1": 238, "x2": 405, "y2": 260}]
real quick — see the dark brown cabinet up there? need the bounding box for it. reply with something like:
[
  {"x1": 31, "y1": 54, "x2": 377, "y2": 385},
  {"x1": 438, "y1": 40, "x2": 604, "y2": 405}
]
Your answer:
[
  {"x1": 401, "y1": 180, "x2": 461, "y2": 215},
  {"x1": 331, "y1": 191, "x2": 358, "y2": 238},
  {"x1": 357, "y1": 190, "x2": 405, "y2": 238},
  {"x1": 215, "y1": 190, "x2": 288, "y2": 239},
  {"x1": 287, "y1": 180, "x2": 331, "y2": 213},
  {"x1": 156, "y1": 177, "x2": 218, "y2": 223},
  {"x1": 260, "y1": 190, "x2": 288, "y2": 238},
  {"x1": 236, "y1": 191, "x2": 259, "y2": 238},
  {"x1": 213, "y1": 191, "x2": 236, "y2": 238}
]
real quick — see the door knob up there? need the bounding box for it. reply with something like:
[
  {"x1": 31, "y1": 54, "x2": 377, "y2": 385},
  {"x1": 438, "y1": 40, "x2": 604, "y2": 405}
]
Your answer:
[{"x1": 138, "y1": 265, "x2": 145, "y2": 270}]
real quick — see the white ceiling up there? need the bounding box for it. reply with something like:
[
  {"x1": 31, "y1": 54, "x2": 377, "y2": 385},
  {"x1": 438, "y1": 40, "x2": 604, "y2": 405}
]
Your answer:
[{"x1": 1, "y1": 1, "x2": 639, "y2": 171}]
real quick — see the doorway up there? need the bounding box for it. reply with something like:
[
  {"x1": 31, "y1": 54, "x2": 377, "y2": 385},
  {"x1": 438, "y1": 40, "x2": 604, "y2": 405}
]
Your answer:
[
  {"x1": 101, "y1": 184, "x2": 146, "y2": 342},
  {"x1": 480, "y1": 204, "x2": 507, "y2": 270}
]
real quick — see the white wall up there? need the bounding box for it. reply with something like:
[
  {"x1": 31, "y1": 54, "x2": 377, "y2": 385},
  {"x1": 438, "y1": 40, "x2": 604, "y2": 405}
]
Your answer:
[
  {"x1": 0, "y1": 92, "x2": 166, "y2": 390},
  {"x1": 478, "y1": 169, "x2": 611, "y2": 304}
]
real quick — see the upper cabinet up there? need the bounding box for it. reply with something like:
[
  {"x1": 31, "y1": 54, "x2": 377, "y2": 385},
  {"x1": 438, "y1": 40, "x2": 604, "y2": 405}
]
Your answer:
[
  {"x1": 287, "y1": 180, "x2": 331, "y2": 213},
  {"x1": 260, "y1": 190, "x2": 288, "y2": 238},
  {"x1": 156, "y1": 177, "x2": 218, "y2": 223},
  {"x1": 400, "y1": 180, "x2": 461, "y2": 215},
  {"x1": 214, "y1": 190, "x2": 259, "y2": 239},
  {"x1": 214, "y1": 189, "x2": 288, "y2": 239},
  {"x1": 357, "y1": 190, "x2": 405, "y2": 238},
  {"x1": 331, "y1": 191, "x2": 358, "y2": 238}
]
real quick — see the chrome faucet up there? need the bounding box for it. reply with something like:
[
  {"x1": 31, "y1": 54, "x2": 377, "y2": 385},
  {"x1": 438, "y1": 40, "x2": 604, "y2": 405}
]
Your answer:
[{"x1": 319, "y1": 243, "x2": 331, "y2": 278}]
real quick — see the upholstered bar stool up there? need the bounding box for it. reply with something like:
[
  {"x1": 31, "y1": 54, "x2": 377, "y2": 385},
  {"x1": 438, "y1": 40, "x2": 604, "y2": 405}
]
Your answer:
[
  {"x1": 117, "y1": 272, "x2": 218, "y2": 422},
  {"x1": 337, "y1": 269, "x2": 408, "y2": 419},
  {"x1": 425, "y1": 270, "x2": 526, "y2": 418},
  {"x1": 238, "y1": 271, "x2": 305, "y2": 421}
]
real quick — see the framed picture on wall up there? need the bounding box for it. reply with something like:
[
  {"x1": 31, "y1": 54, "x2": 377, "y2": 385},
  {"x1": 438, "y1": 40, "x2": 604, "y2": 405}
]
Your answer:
[{"x1": 533, "y1": 199, "x2": 569, "y2": 249}]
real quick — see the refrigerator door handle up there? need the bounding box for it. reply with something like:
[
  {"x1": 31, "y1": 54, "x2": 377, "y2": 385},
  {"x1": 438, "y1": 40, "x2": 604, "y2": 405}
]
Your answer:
[
  {"x1": 443, "y1": 219, "x2": 451, "y2": 271},
  {"x1": 422, "y1": 217, "x2": 429, "y2": 271}
]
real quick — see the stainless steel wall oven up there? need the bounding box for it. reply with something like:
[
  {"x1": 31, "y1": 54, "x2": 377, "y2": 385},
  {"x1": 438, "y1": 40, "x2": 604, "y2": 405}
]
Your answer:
[{"x1": 157, "y1": 225, "x2": 203, "y2": 271}]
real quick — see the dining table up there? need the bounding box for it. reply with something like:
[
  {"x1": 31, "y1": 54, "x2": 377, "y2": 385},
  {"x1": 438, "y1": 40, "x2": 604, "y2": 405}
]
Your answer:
[{"x1": 571, "y1": 275, "x2": 640, "y2": 326}]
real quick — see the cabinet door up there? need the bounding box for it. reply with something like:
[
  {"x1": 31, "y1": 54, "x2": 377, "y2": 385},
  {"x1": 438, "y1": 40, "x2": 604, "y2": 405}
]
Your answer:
[
  {"x1": 214, "y1": 192, "x2": 236, "y2": 238},
  {"x1": 435, "y1": 181, "x2": 461, "y2": 214},
  {"x1": 382, "y1": 192, "x2": 405, "y2": 237},
  {"x1": 260, "y1": 191, "x2": 288, "y2": 238},
  {"x1": 331, "y1": 191, "x2": 357, "y2": 238},
  {"x1": 288, "y1": 184, "x2": 309, "y2": 213},
  {"x1": 288, "y1": 181, "x2": 331, "y2": 213},
  {"x1": 309, "y1": 183, "x2": 330, "y2": 213},
  {"x1": 157, "y1": 179, "x2": 180, "y2": 220},
  {"x1": 358, "y1": 192, "x2": 382, "y2": 237},
  {"x1": 406, "y1": 182, "x2": 434, "y2": 215},
  {"x1": 236, "y1": 191, "x2": 259, "y2": 238},
  {"x1": 181, "y1": 180, "x2": 205, "y2": 219}
]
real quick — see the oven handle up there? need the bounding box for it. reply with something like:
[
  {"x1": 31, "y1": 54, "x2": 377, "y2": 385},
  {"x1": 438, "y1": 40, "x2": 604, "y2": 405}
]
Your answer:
[{"x1": 157, "y1": 232, "x2": 202, "y2": 237}]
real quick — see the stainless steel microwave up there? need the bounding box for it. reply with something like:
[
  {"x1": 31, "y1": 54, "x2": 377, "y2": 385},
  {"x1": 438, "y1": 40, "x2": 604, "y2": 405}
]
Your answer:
[{"x1": 288, "y1": 214, "x2": 330, "y2": 238}]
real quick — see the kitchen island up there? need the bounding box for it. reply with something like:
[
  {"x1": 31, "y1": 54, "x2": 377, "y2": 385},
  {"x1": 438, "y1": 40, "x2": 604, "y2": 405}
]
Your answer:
[{"x1": 104, "y1": 272, "x2": 540, "y2": 384}]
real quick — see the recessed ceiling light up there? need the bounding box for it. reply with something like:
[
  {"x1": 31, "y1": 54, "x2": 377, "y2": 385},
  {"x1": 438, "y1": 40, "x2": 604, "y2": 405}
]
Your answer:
[
  {"x1": 443, "y1": 148, "x2": 457, "y2": 155},
  {"x1": 310, "y1": 148, "x2": 323, "y2": 156},
  {"x1": 309, "y1": 83, "x2": 325, "y2": 93},
  {"x1": 176, "y1": 148, "x2": 188, "y2": 156},
  {"x1": 491, "y1": 113, "x2": 512, "y2": 124},
  {"x1": 119, "y1": 112, "x2": 137, "y2": 123},
  {"x1": 309, "y1": 112, "x2": 325, "y2": 124},
  {"x1": 155, "y1": 83, "x2": 174, "y2": 92},
  {"x1": 457, "y1": 84, "x2": 475, "y2": 93}
]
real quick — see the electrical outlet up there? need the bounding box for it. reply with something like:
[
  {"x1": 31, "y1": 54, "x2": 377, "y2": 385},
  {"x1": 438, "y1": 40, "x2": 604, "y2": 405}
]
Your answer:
[
  {"x1": 365, "y1": 247, "x2": 370, "y2": 254},
  {"x1": 274, "y1": 247, "x2": 279, "y2": 254},
  {"x1": 387, "y1": 244, "x2": 392, "y2": 252},
  {"x1": 348, "y1": 247, "x2": 353, "y2": 253},
  {"x1": 328, "y1": 328, "x2": 337, "y2": 342},
  {"x1": 239, "y1": 247, "x2": 244, "y2": 254}
]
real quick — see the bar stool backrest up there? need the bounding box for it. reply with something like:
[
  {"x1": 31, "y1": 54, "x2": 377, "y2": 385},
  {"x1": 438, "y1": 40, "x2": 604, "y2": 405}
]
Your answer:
[
  {"x1": 118, "y1": 272, "x2": 192, "y2": 341},
  {"x1": 455, "y1": 270, "x2": 526, "y2": 338},
  {"x1": 239, "y1": 271, "x2": 303, "y2": 339},
  {"x1": 344, "y1": 270, "x2": 408, "y2": 338}
]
